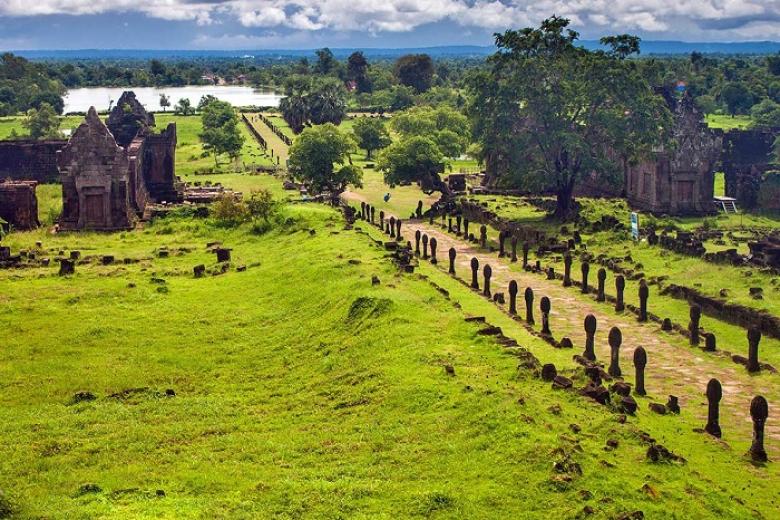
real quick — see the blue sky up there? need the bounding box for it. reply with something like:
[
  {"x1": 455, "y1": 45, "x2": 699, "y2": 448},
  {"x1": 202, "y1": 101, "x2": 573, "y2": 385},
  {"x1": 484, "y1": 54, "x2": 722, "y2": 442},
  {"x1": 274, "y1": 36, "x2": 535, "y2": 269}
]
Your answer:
[{"x1": 1, "y1": 1, "x2": 779, "y2": 50}]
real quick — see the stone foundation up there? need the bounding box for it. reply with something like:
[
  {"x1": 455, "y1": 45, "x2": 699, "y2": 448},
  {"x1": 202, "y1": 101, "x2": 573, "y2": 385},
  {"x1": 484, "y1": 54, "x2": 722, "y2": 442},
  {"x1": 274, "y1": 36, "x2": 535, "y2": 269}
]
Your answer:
[
  {"x1": 0, "y1": 139, "x2": 67, "y2": 183},
  {"x1": 0, "y1": 180, "x2": 39, "y2": 230}
]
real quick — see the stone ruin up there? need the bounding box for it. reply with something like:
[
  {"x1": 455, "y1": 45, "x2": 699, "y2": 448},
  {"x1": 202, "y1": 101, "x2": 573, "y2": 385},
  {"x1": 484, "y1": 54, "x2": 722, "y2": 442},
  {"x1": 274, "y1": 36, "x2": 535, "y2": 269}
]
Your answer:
[
  {"x1": 0, "y1": 139, "x2": 67, "y2": 183},
  {"x1": 722, "y1": 129, "x2": 780, "y2": 212},
  {"x1": 56, "y1": 92, "x2": 182, "y2": 231},
  {"x1": 623, "y1": 90, "x2": 722, "y2": 215},
  {"x1": 0, "y1": 180, "x2": 39, "y2": 230}
]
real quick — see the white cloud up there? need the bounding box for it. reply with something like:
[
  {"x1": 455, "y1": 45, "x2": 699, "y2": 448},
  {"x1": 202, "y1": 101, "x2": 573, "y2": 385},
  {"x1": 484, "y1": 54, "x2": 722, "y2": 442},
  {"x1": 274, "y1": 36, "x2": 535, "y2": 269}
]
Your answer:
[{"x1": 1, "y1": 0, "x2": 779, "y2": 39}]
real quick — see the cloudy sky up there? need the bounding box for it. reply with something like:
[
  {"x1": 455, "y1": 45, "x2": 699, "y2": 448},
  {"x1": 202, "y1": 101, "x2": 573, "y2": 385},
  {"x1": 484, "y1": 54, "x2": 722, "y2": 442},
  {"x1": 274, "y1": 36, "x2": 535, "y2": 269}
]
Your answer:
[{"x1": 0, "y1": 1, "x2": 778, "y2": 50}]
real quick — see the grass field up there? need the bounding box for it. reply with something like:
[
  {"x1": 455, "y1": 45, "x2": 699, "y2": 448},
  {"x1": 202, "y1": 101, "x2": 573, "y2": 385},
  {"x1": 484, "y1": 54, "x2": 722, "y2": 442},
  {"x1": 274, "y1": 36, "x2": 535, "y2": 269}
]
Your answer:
[
  {"x1": 705, "y1": 114, "x2": 753, "y2": 130},
  {"x1": 1, "y1": 202, "x2": 778, "y2": 518}
]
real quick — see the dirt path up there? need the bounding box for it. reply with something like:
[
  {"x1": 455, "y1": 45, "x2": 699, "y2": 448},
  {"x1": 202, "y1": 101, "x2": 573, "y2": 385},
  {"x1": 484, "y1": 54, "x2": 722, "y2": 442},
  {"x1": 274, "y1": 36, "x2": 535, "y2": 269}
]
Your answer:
[
  {"x1": 245, "y1": 113, "x2": 290, "y2": 165},
  {"x1": 391, "y1": 217, "x2": 779, "y2": 446}
]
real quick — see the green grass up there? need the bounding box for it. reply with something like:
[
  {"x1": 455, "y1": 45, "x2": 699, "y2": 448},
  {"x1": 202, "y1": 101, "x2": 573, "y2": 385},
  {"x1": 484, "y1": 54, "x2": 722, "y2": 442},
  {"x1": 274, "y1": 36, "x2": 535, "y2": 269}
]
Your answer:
[
  {"x1": 0, "y1": 116, "x2": 85, "y2": 140},
  {"x1": 1, "y1": 204, "x2": 778, "y2": 518},
  {"x1": 705, "y1": 114, "x2": 752, "y2": 130}
]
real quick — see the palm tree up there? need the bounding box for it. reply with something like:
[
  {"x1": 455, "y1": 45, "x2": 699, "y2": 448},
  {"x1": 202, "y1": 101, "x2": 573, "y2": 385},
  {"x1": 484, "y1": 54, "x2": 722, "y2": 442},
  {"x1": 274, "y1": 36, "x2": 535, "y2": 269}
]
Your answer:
[{"x1": 279, "y1": 94, "x2": 309, "y2": 134}]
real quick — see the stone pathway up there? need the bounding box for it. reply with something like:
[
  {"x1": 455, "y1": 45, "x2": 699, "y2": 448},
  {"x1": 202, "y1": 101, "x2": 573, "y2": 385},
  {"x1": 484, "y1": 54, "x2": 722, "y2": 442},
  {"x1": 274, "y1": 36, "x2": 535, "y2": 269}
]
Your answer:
[
  {"x1": 384, "y1": 216, "x2": 779, "y2": 447},
  {"x1": 244, "y1": 113, "x2": 289, "y2": 164}
]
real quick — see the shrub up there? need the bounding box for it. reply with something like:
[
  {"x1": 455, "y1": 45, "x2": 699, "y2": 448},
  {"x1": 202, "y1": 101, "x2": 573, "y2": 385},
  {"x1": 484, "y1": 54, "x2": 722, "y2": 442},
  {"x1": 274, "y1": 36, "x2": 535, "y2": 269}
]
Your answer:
[{"x1": 211, "y1": 194, "x2": 249, "y2": 227}]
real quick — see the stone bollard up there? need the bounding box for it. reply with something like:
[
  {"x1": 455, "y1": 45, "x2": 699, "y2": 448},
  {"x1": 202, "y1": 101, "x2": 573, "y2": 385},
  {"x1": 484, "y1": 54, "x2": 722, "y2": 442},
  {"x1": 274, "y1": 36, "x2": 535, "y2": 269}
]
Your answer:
[
  {"x1": 511, "y1": 236, "x2": 518, "y2": 263},
  {"x1": 389, "y1": 216, "x2": 396, "y2": 237},
  {"x1": 508, "y1": 281, "x2": 518, "y2": 315},
  {"x1": 638, "y1": 280, "x2": 649, "y2": 322},
  {"x1": 750, "y1": 396, "x2": 769, "y2": 463},
  {"x1": 448, "y1": 248, "x2": 456, "y2": 274},
  {"x1": 563, "y1": 253, "x2": 572, "y2": 287},
  {"x1": 360, "y1": 201, "x2": 366, "y2": 220},
  {"x1": 581, "y1": 261, "x2": 590, "y2": 293},
  {"x1": 463, "y1": 219, "x2": 469, "y2": 239},
  {"x1": 370, "y1": 206, "x2": 375, "y2": 223},
  {"x1": 522, "y1": 243, "x2": 530, "y2": 268},
  {"x1": 429, "y1": 213, "x2": 434, "y2": 225},
  {"x1": 634, "y1": 347, "x2": 647, "y2": 396},
  {"x1": 430, "y1": 238, "x2": 438, "y2": 264},
  {"x1": 416, "y1": 200, "x2": 423, "y2": 218},
  {"x1": 498, "y1": 231, "x2": 506, "y2": 257},
  {"x1": 193, "y1": 264, "x2": 206, "y2": 278},
  {"x1": 380, "y1": 211, "x2": 385, "y2": 230},
  {"x1": 448, "y1": 217, "x2": 453, "y2": 233},
  {"x1": 608, "y1": 327, "x2": 622, "y2": 378},
  {"x1": 422, "y1": 234, "x2": 429, "y2": 259},
  {"x1": 483, "y1": 265, "x2": 492, "y2": 297},
  {"x1": 705, "y1": 378, "x2": 723, "y2": 438},
  {"x1": 540, "y1": 297, "x2": 551, "y2": 335},
  {"x1": 415, "y1": 230, "x2": 421, "y2": 256},
  {"x1": 689, "y1": 305, "x2": 702, "y2": 346},
  {"x1": 748, "y1": 327, "x2": 761, "y2": 373},
  {"x1": 597, "y1": 268, "x2": 607, "y2": 302},
  {"x1": 583, "y1": 314, "x2": 597, "y2": 361},
  {"x1": 396, "y1": 219, "x2": 402, "y2": 240},
  {"x1": 471, "y1": 258, "x2": 479, "y2": 289},
  {"x1": 525, "y1": 287, "x2": 535, "y2": 325},
  {"x1": 456, "y1": 215, "x2": 462, "y2": 235},
  {"x1": 216, "y1": 248, "x2": 231, "y2": 263},
  {"x1": 546, "y1": 267, "x2": 555, "y2": 280},
  {"x1": 615, "y1": 275, "x2": 626, "y2": 312},
  {"x1": 480, "y1": 225, "x2": 487, "y2": 248},
  {"x1": 704, "y1": 333, "x2": 717, "y2": 352},
  {"x1": 59, "y1": 258, "x2": 75, "y2": 276}
]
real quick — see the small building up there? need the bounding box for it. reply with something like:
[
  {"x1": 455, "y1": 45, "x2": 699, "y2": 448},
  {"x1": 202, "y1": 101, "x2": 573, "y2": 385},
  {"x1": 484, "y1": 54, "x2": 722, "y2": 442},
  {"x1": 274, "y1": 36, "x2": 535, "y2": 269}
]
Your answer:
[{"x1": 624, "y1": 91, "x2": 722, "y2": 215}]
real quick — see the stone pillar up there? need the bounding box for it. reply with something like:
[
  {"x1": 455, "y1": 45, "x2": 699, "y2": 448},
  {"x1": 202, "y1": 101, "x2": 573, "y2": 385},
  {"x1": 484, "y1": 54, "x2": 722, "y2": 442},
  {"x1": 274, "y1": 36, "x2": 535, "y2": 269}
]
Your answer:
[
  {"x1": 422, "y1": 234, "x2": 429, "y2": 259},
  {"x1": 360, "y1": 201, "x2": 366, "y2": 220},
  {"x1": 389, "y1": 216, "x2": 396, "y2": 237},
  {"x1": 634, "y1": 347, "x2": 647, "y2": 396},
  {"x1": 704, "y1": 333, "x2": 717, "y2": 352},
  {"x1": 483, "y1": 265, "x2": 492, "y2": 297},
  {"x1": 581, "y1": 261, "x2": 590, "y2": 294},
  {"x1": 563, "y1": 253, "x2": 572, "y2": 287},
  {"x1": 456, "y1": 215, "x2": 462, "y2": 235},
  {"x1": 414, "y1": 230, "x2": 421, "y2": 256},
  {"x1": 498, "y1": 231, "x2": 506, "y2": 257},
  {"x1": 479, "y1": 225, "x2": 487, "y2": 248},
  {"x1": 608, "y1": 327, "x2": 622, "y2": 377},
  {"x1": 583, "y1": 314, "x2": 597, "y2": 361},
  {"x1": 638, "y1": 280, "x2": 649, "y2": 322},
  {"x1": 416, "y1": 200, "x2": 423, "y2": 218},
  {"x1": 448, "y1": 247, "x2": 456, "y2": 274},
  {"x1": 59, "y1": 258, "x2": 75, "y2": 276},
  {"x1": 370, "y1": 206, "x2": 375, "y2": 223},
  {"x1": 615, "y1": 275, "x2": 625, "y2": 312},
  {"x1": 525, "y1": 287, "x2": 534, "y2": 325},
  {"x1": 463, "y1": 219, "x2": 469, "y2": 239},
  {"x1": 705, "y1": 378, "x2": 722, "y2": 438},
  {"x1": 540, "y1": 297, "x2": 551, "y2": 335},
  {"x1": 508, "y1": 281, "x2": 518, "y2": 315},
  {"x1": 380, "y1": 211, "x2": 385, "y2": 231},
  {"x1": 448, "y1": 217, "x2": 453, "y2": 233},
  {"x1": 750, "y1": 396, "x2": 769, "y2": 463},
  {"x1": 430, "y1": 237, "x2": 438, "y2": 264},
  {"x1": 522, "y1": 243, "x2": 530, "y2": 268},
  {"x1": 597, "y1": 268, "x2": 606, "y2": 302},
  {"x1": 546, "y1": 267, "x2": 555, "y2": 280},
  {"x1": 470, "y1": 257, "x2": 479, "y2": 289},
  {"x1": 748, "y1": 327, "x2": 761, "y2": 372},
  {"x1": 396, "y1": 219, "x2": 402, "y2": 240},
  {"x1": 689, "y1": 305, "x2": 701, "y2": 346},
  {"x1": 510, "y1": 236, "x2": 518, "y2": 263}
]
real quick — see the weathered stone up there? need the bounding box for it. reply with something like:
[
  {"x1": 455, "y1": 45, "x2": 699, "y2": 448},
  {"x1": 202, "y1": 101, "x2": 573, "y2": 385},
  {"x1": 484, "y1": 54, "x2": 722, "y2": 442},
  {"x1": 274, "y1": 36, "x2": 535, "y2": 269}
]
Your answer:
[
  {"x1": 621, "y1": 395, "x2": 638, "y2": 415},
  {"x1": 541, "y1": 363, "x2": 557, "y2": 381},
  {"x1": 552, "y1": 375, "x2": 573, "y2": 390},
  {"x1": 479, "y1": 225, "x2": 487, "y2": 248},
  {"x1": 58, "y1": 258, "x2": 75, "y2": 276},
  {"x1": 540, "y1": 296, "x2": 551, "y2": 336},
  {"x1": 597, "y1": 268, "x2": 607, "y2": 302},
  {"x1": 638, "y1": 280, "x2": 649, "y2": 322},
  {"x1": 414, "y1": 230, "x2": 421, "y2": 256},
  {"x1": 525, "y1": 287, "x2": 535, "y2": 325},
  {"x1": 689, "y1": 305, "x2": 702, "y2": 346},
  {"x1": 483, "y1": 264, "x2": 492, "y2": 297},
  {"x1": 611, "y1": 381, "x2": 631, "y2": 397},
  {"x1": 422, "y1": 234, "x2": 429, "y2": 259},
  {"x1": 0, "y1": 180, "x2": 39, "y2": 230},
  {"x1": 581, "y1": 382, "x2": 610, "y2": 404},
  {"x1": 608, "y1": 327, "x2": 622, "y2": 377},
  {"x1": 649, "y1": 403, "x2": 667, "y2": 415},
  {"x1": 747, "y1": 327, "x2": 761, "y2": 372},
  {"x1": 508, "y1": 280, "x2": 518, "y2": 315},
  {"x1": 106, "y1": 91, "x2": 155, "y2": 148},
  {"x1": 215, "y1": 248, "x2": 231, "y2": 263},
  {"x1": 583, "y1": 314, "x2": 597, "y2": 361},
  {"x1": 705, "y1": 378, "x2": 722, "y2": 438},
  {"x1": 749, "y1": 395, "x2": 769, "y2": 463},
  {"x1": 510, "y1": 236, "x2": 518, "y2": 262},
  {"x1": 523, "y1": 243, "x2": 530, "y2": 268},
  {"x1": 615, "y1": 275, "x2": 626, "y2": 312},
  {"x1": 470, "y1": 257, "x2": 479, "y2": 289},
  {"x1": 661, "y1": 318, "x2": 673, "y2": 331},
  {"x1": 448, "y1": 247, "x2": 456, "y2": 274},
  {"x1": 703, "y1": 333, "x2": 717, "y2": 352},
  {"x1": 634, "y1": 346, "x2": 647, "y2": 396},
  {"x1": 429, "y1": 237, "x2": 438, "y2": 264},
  {"x1": 563, "y1": 253, "x2": 572, "y2": 287},
  {"x1": 581, "y1": 261, "x2": 590, "y2": 293}
]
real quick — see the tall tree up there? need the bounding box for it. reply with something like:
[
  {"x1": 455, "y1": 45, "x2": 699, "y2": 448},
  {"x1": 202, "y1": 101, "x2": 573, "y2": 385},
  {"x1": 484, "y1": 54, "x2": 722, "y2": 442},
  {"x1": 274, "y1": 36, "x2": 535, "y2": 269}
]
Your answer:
[
  {"x1": 468, "y1": 17, "x2": 672, "y2": 218},
  {"x1": 351, "y1": 117, "x2": 391, "y2": 159},
  {"x1": 721, "y1": 82, "x2": 754, "y2": 116},
  {"x1": 378, "y1": 136, "x2": 447, "y2": 195},
  {"x1": 394, "y1": 54, "x2": 434, "y2": 93},
  {"x1": 308, "y1": 81, "x2": 347, "y2": 126},
  {"x1": 159, "y1": 94, "x2": 171, "y2": 112},
  {"x1": 279, "y1": 93, "x2": 309, "y2": 134},
  {"x1": 347, "y1": 51, "x2": 372, "y2": 93},
  {"x1": 23, "y1": 103, "x2": 61, "y2": 139},
  {"x1": 199, "y1": 100, "x2": 245, "y2": 167},
  {"x1": 315, "y1": 48, "x2": 337, "y2": 75},
  {"x1": 288, "y1": 124, "x2": 362, "y2": 204}
]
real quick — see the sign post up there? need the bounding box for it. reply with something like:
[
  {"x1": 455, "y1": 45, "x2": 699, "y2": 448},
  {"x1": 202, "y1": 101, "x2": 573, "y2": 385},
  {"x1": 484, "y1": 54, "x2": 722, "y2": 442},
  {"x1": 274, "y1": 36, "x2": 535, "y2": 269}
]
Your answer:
[{"x1": 631, "y1": 212, "x2": 639, "y2": 241}]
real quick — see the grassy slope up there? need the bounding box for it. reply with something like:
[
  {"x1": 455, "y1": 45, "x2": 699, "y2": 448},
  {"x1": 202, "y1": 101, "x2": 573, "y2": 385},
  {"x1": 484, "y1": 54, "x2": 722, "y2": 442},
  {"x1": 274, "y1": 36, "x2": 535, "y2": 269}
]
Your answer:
[
  {"x1": 705, "y1": 114, "x2": 753, "y2": 131},
  {"x1": 1, "y1": 205, "x2": 777, "y2": 518}
]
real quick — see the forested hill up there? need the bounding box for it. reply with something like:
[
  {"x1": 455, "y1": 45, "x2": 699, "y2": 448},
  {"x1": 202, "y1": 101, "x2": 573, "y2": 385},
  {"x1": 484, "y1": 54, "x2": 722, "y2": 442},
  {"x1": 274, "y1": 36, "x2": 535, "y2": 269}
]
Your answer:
[{"x1": 11, "y1": 41, "x2": 780, "y2": 61}]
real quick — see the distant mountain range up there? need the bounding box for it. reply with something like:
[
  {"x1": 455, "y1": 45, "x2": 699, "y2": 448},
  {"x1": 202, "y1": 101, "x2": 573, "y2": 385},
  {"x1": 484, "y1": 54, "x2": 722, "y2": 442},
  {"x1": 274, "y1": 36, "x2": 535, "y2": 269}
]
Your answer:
[{"x1": 10, "y1": 41, "x2": 780, "y2": 61}]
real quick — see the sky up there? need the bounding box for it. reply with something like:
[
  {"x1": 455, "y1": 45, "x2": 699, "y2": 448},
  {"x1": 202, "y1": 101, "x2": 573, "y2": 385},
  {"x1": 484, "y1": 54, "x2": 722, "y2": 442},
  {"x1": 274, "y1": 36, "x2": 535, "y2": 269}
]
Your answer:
[{"x1": 0, "y1": 1, "x2": 779, "y2": 50}]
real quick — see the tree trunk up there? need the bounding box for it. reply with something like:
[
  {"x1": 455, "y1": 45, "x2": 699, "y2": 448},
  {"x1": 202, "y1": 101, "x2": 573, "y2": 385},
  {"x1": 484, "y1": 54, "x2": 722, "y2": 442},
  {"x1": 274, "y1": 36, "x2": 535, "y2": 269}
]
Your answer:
[{"x1": 554, "y1": 183, "x2": 575, "y2": 221}]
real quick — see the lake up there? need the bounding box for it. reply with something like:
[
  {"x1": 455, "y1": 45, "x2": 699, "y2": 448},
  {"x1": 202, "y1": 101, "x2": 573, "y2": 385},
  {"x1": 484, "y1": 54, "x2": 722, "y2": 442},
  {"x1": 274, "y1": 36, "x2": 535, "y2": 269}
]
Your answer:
[{"x1": 63, "y1": 86, "x2": 283, "y2": 113}]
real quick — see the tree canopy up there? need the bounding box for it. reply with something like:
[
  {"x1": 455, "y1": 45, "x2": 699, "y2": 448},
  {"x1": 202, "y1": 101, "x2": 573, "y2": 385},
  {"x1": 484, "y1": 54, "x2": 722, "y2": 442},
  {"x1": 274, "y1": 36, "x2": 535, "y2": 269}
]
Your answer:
[
  {"x1": 199, "y1": 100, "x2": 245, "y2": 167},
  {"x1": 468, "y1": 16, "x2": 672, "y2": 218},
  {"x1": 390, "y1": 105, "x2": 470, "y2": 158},
  {"x1": 378, "y1": 136, "x2": 446, "y2": 195},
  {"x1": 351, "y1": 117, "x2": 391, "y2": 159},
  {"x1": 288, "y1": 124, "x2": 362, "y2": 203},
  {"x1": 279, "y1": 78, "x2": 347, "y2": 133},
  {"x1": 23, "y1": 102, "x2": 61, "y2": 139},
  {"x1": 394, "y1": 54, "x2": 435, "y2": 93}
]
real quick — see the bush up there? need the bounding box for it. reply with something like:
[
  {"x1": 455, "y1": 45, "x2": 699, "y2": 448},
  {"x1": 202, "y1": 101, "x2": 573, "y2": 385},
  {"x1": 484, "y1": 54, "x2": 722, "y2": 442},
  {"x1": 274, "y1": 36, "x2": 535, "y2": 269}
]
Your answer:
[{"x1": 212, "y1": 194, "x2": 249, "y2": 227}]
